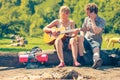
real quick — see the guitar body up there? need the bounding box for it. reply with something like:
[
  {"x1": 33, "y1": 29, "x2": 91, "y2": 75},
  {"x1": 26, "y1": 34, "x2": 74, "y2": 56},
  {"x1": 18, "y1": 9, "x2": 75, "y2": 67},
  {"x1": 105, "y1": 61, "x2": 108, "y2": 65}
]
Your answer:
[{"x1": 44, "y1": 27, "x2": 66, "y2": 45}]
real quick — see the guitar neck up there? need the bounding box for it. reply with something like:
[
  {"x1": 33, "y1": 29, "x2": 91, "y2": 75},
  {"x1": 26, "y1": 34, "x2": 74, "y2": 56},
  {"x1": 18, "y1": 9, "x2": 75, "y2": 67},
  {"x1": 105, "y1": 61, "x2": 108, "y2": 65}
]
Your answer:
[{"x1": 60, "y1": 28, "x2": 80, "y2": 34}]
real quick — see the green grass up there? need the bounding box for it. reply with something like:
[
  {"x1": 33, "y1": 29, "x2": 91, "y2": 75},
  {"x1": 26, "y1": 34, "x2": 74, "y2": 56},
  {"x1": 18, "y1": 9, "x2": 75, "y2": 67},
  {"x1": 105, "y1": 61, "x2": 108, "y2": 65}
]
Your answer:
[
  {"x1": 0, "y1": 34, "x2": 120, "y2": 52},
  {"x1": 0, "y1": 37, "x2": 54, "y2": 52}
]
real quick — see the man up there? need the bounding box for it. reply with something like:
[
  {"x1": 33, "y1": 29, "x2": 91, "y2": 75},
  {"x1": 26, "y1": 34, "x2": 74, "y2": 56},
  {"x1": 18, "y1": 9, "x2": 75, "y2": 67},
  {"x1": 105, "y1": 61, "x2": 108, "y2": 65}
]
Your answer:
[{"x1": 79, "y1": 3, "x2": 106, "y2": 69}]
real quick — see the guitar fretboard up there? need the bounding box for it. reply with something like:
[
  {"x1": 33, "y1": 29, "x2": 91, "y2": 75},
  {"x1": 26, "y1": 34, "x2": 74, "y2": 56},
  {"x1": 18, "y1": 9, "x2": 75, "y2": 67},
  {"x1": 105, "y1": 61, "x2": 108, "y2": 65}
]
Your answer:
[{"x1": 60, "y1": 28, "x2": 81, "y2": 34}]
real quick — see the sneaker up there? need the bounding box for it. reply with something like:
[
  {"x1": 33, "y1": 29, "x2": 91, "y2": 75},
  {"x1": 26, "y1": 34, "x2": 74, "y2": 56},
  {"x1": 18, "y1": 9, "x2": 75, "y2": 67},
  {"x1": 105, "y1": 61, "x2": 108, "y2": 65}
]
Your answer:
[
  {"x1": 57, "y1": 62, "x2": 65, "y2": 68},
  {"x1": 92, "y1": 58, "x2": 103, "y2": 69}
]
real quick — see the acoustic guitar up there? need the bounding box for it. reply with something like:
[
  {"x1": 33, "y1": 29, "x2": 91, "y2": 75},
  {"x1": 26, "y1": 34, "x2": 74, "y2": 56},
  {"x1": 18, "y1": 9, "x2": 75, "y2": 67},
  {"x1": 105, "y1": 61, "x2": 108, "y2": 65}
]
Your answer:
[{"x1": 43, "y1": 27, "x2": 84, "y2": 45}]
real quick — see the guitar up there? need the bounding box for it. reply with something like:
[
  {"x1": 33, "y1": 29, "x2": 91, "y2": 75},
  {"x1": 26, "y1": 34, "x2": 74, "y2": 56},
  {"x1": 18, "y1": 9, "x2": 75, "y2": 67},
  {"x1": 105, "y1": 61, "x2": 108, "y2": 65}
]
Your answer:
[{"x1": 43, "y1": 27, "x2": 85, "y2": 45}]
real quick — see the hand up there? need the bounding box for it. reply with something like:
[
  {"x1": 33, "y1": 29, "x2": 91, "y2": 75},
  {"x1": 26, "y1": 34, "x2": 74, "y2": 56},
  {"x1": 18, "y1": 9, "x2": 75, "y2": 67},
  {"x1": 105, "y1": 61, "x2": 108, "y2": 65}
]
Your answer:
[
  {"x1": 89, "y1": 12, "x2": 96, "y2": 21},
  {"x1": 51, "y1": 29, "x2": 59, "y2": 36},
  {"x1": 73, "y1": 28, "x2": 80, "y2": 35},
  {"x1": 71, "y1": 34, "x2": 76, "y2": 37},
  {"x1": 71, "y1": 29, "x2": 79, "y2": 37},
  {"x1": 75, "y1": 28, "x2": 80, "y2": 33}
]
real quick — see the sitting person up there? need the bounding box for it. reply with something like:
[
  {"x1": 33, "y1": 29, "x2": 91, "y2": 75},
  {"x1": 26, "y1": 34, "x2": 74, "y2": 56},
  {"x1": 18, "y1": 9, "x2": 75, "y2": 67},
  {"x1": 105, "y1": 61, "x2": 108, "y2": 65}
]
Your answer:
[
  {"x1": 43, "y1": 6, "x2": 81, "y2": 67},
  {"x1": 10, "y1": 37, "x2": 27, "y2": 47},
  {"x1": 78, "y1": 3, "x2": 106, "y2": 69}
]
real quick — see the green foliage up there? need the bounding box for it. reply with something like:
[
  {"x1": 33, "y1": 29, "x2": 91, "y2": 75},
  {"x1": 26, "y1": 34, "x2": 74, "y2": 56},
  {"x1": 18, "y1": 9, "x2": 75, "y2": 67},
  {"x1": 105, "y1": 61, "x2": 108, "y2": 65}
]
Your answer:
[{"x1": 0, "y1": 0, "x2": 120, "y2": 38}]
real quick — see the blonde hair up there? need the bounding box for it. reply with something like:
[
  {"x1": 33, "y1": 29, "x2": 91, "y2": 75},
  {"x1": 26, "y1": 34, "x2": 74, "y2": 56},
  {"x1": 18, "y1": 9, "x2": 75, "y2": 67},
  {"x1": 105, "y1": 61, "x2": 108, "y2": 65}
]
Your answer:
[{"x1": 59, "y1": 6, "x2": 70, "y2": 14}]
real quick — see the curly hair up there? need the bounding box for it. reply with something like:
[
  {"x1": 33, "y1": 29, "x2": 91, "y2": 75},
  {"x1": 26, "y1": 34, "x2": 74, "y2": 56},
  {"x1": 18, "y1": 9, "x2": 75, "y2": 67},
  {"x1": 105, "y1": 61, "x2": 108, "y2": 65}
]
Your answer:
[{"x1": 85, "y1": 3, "x2": 98, "y2": 14}]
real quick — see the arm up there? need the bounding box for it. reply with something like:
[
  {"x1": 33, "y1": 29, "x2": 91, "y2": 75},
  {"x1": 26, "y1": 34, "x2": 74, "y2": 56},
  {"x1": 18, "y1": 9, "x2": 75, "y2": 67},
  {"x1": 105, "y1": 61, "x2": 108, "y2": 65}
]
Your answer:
[
  {"x1": 91, "y1": 19, "x2": 103, "y2": 34},
  {"x1": 80, "y1": 17, "x2": 87, "y2": 37},
  {"x1": 70, "y1": 20, "x2": 78, "y2": 37},
  {"x1": 79, "y1": 18, "x2": 87, "y2": 41},
  {"x1": 43, "y1": 19, "x2": 58, "y2": 33},
  {"x1": 90, "y1": 13, "x2": 105, "y2": 34}
]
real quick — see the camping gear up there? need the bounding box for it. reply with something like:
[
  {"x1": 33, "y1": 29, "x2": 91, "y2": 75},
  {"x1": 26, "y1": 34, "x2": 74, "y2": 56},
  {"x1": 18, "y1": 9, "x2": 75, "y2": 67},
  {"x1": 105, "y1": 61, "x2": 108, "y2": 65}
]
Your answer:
[
  {"x1": 19, "y1": 54, "x2": 48, "y2": 63},
  {"x1": 19, "y1": 47, "x2": 48, "y2": 68},
  {"x1": 36, "y1": 54, "x2": 48, "y2": 63},
  {"x1": 19, "y1": 54, "x2": 36, "y2": 63},
  {"x1": 19, "y1": 55, "x2": 28, "y2": 63}
]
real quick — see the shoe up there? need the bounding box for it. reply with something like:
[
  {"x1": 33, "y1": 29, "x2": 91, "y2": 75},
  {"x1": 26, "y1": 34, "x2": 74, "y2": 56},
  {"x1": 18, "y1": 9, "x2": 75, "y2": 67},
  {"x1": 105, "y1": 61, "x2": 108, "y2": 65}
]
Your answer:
[
  {"x1": 92, "y1": 58, "x2": 103, "y2": 69},
  {"x1": 73, "y1": 61, "x2": 81, "y2": 67},
  {"x1": 57, "y1": 62, "x2": 65, "y2": 68}
]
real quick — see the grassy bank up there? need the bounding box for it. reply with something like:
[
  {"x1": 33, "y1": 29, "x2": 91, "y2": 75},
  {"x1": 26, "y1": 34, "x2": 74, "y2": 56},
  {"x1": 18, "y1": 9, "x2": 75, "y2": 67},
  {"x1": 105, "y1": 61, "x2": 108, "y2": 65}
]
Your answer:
[
  {"x1": 0, "y1": 34, "x2": 119, "y2": 52},
  {"x1": 0, "y1": 37, "x2": 54, "y2": 52}
]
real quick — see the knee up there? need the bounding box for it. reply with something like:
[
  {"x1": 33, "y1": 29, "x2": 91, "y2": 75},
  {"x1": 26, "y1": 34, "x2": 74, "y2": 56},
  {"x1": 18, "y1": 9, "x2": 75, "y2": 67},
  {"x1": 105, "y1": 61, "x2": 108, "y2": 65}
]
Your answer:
[
  {"x1": 93, "y1": 47, "x2": 100, "y2": 53},
  {"x1": 54, "y1": 38, "x2": 62, "y2": 46},
  {"x1": 70, "y1": 38, "x2": 76, "y2": 45},
  {"x1": 78, "y1": 36, "x2": 84, "y2": 43}
]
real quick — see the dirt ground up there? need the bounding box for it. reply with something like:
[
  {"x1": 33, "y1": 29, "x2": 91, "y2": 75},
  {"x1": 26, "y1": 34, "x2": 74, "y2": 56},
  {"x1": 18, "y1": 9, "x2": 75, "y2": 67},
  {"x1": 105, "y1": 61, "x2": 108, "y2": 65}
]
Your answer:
[
  {"x1": 0, "y1": 66, "x2": 120, "y2": 80},
  {"x1": 0, "y1": 49, "x2": 120, "y2": 80}
]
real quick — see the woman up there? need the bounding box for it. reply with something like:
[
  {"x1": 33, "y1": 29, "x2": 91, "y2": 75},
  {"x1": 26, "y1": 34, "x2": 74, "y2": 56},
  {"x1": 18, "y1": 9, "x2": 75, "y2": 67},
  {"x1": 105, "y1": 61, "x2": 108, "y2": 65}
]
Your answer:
[{"x1": 43, "y1": 6, "x2": 80, "y2": 67}]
